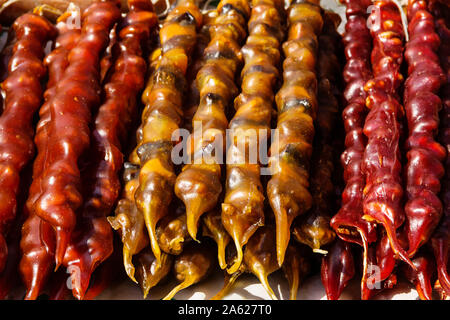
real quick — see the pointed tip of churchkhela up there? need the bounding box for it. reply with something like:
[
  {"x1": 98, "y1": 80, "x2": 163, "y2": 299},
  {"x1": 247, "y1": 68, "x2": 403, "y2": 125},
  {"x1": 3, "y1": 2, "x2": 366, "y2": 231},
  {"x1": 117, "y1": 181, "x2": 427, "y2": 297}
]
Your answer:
[
  {"x1": 147, "y1": 221, "x2": 162, "y2": 267},
  {"x1": 186, "y1": 199, "x2": 203, "y2": 242},
  {"x1": 216, "y1": 237, "x2": 228, "y2": 270},
  {"x1": 202, "y1": 209, "x2": 231, "y2": 270},
  {"x1": 386, "y1": 225, "x2": 417, "y2": 271},
  {"x1": 363, "y1": 210, "x2": 417, "y2": 271},
  {"x1": 162, "y1": 242, "x2": 215, "y2": 300},
  {"x1": 211, "y1": 271, "x2": 242, "y2": 300},
  {"x1": 54, "y1": 227, "x2": 70, "y2": 271},
  {"x1": 282, "y1": 243, "x2": 311, "y2": 300},
  {"x1": 122, "y1": 246, "x2": 138, "y2": 284},
  {"x1": 243, "y1": 226, "x2": 280, "y2": 300},
  {"x1": 257, "y1": 272, "x2": 278, "y2": 300},
  {"x1": 222, "y1": 202, "x2": 264, "y2": 275},
  {"x1": 227, "y1": 235, "x2": 244, "y2": 275},
  {"x1": 274, "y1": 207, "x2": 289, "y2": 267},
  {"x1": 402, "y1": 250, "x2": 436, "y2": 301},
  {"x1": 162, "y1": 278, "x2": 195, "y2": 300},
  {"x1": 320, "y1": 239, "x2": 355, "y2": 301},
  {"x1": 138, "y1": 200, "x2": 162, "y2": 266},
  {"x1": 22, "y1": 262, "x2": 50, "y2": 300},
  {"x1": 135, "y1": 251, "x2": 173, "y2": 299},
  {"x1": 67, "y1": 262, "x2": 92, "y2": 301}
]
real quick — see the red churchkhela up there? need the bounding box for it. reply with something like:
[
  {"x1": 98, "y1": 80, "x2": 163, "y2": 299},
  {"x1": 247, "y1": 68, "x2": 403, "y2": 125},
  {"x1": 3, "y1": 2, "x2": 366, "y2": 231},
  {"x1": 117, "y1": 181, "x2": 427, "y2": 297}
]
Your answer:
[{"x1": 63, "y1": 0, "x2": 158, "y2": 300}]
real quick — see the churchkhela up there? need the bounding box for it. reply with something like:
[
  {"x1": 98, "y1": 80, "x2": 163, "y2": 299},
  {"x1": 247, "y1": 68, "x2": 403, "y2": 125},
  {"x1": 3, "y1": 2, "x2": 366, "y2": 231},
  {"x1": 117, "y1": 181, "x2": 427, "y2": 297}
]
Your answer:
[
  {"x1": 133, "y1": 0, "x2": 202, "y2": 266},
  {"x1": 403, "y1": 0, "x2": 445, "y2": 258},
  {"x1": 222, "y1": 0, "x2": 285, "y2": 273},
  {"x1": 429, "y1": 0, "x2": 450, "y2": 297},
  {"x1": 19, "y1": 6, "x2": 81, "y2": 300},
  {"x1": 293, "y1": 10, "x2": 342, "y2": 254},
  {"x1": 21, "y1": 0, "x2": 121, "y2": 299},
  {"x1": 63, "y1": 0, "x2": 158, "y2": 299},
  {"x1": 361, "y1": 0, "x2": 414, "y2": 269},
  {"x1": 267, "y1": 0, "x2": 322, "y2": 270},
  {"x1": 0, "y1": 0, "x2": 448, "y2": 301},
  {"x1": 0, "y1": 9, "x2": 56, "y2": 275},
  {"x1": 175, "y1": 0, "x2": 251, "y2": 259}
]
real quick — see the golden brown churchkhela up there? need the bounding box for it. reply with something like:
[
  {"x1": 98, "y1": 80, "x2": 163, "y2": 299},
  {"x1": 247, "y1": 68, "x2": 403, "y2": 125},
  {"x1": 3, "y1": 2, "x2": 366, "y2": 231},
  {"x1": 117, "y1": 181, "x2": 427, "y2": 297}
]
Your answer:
[
  {"x1": 174, "y1": 0, "x2": 250, "y2": 243},
  {"x1": 109, "y1": 163, "x2": 148, "y2": 282},
  {"x1": 63, "y1": 0, "x2": 157, "y2": 299},
  {"x1": 163, "y1": 241, "x2": 215, "y2": 300},
  {"x1": 134, "y1": 247, "x2": 173, "y2": 298},
  {"x1": 401, "y1": 247, "x2": 436, "y2": 300},
  {"x1": 108, "y1": 47, "x2": 161, "y2": 282},
  {"x1": 0, "y1": 11, "x2": 56, "y2": 274},
  {"x1": 152, "y1": 11, "x2": 217, "y2": 259},
  {"x1": 282, "y1": 242, "x2": 311, "y2": 300},
  {"x1": 156, "y1": 202, "x2": 190, "y2": 255},
  {"x1": 202, "y1": 208, "x2": 230, "y2": 270},
  {"x1": 362, "y1": 0, "x2": 414, "y2": 268},
  {"x1": 221, "y1": 0, "x2": 285, "y2": 273},
  {"x1": 293, "y1": 10, "x2": 342, "y2": 254},
  {"x1": 267, "y1": 0, "x2": 322, "y2": 266},
  {"x1": 213, "y1": 225, "x2": 279, "y2": 300},
  {"x1": 21, "y1": 0, "x2": 120, "y2": 299},
  {"x1": 132, "y1": 0, "x2": 202, "y2": 265},
  {"x1": 183, "y1": 9, "x2": 216, "y2": 132}
]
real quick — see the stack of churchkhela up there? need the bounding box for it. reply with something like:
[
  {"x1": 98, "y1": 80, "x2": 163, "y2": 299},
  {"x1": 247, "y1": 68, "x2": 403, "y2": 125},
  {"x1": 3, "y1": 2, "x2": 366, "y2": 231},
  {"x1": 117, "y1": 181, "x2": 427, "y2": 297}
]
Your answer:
[
  {"x1": 0, "y1": 0, "x2": 449, "y2": 300},
  {"x1": 325, "y1": 0, "x2": 449, "y2": 300}
]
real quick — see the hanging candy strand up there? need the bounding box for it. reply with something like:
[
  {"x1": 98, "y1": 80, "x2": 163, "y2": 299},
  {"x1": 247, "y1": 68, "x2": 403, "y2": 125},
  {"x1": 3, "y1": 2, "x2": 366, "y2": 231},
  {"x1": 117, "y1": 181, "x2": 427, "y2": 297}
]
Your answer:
[{"x1": 63, "y1": 0, "x2": 157, "y2": 300}]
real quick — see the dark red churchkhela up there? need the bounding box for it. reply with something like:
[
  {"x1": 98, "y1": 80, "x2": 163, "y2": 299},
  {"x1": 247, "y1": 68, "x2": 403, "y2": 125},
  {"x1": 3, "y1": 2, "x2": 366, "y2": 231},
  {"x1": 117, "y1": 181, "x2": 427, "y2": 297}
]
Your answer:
[
  {"x1": 0, "y1": 11, "x2": 56, "y2": 274},
  {"x1": 403, "y1": 0, "x2": 446, "y2": 258},
  {"x1": 429, "y1": 0, "x2": 450, "y2": 297},
  {"x1": 362, "y1": 0, "x2": 414, "y2": 269},
  {"x1": 63, "y1": 0, "x2": 157, "y2": 300},
  {"x1": 30, "y1": 0, "x2": 120, "y2": 268},
  {"x1": 330, "y1": 0, "x2": 376, "y2": 257},
  {"x1": 402, "y1": 247, "x2": 436, "y2": 300},
  {"x1": 20, "y1": 0, "x2": 120, "y2": 300},
  {"x1": 20, "y1": 7, "x2": 81, "y2": 300},
  {"x1": 321, "y1": 238, "x2": 355, "y2": 300},
  {"x1": 20, "y1": 6, "x2": 82, "y2": 301}
]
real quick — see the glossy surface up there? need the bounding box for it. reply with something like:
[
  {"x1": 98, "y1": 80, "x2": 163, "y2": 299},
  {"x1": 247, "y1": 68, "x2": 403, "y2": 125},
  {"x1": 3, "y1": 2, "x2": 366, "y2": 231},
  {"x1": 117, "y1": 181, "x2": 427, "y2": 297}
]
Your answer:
[
  {"x1": 362, "y1": 0, "x2": 413, "y2": 268},
  {"x1": 430, "y1": 0, "x2": 450, "y2": 297},
  {"x1": 0, "y1": 12, "x2": 56, "y2": 274},
  {"x1": 320, "y1": 238, "x2": 355, "y2": 300},
  {"x1": 163, "y1": 241, "x2": 215, "y2": 300},
  {"x1": 403, "y1": 0, "x2": 446, "y2": 258},
  {"x1": 175, "y1": 0, "x2": 250, "y2": 247},
  {"x1": 134, "y1": 0, "x2": 202, "y2": 265},
  {"x1": 330, "y1": 0, "x2": 377, "y2": 251},
  {"x1": 267, "y1": 0, "x2": 322, "y2": 269},
  {"x1": 64, "y1": 0, "x2": 157, "y2": 299},
  {"x1": 222, "y1": 0, "x2": 285, "y2": 272},
  {"x1": 21, "y1": 0, "x2": 120, "y2": 300},
  {"x1": 293, "y1": 10, "x2": 342, "y2": 254}
]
